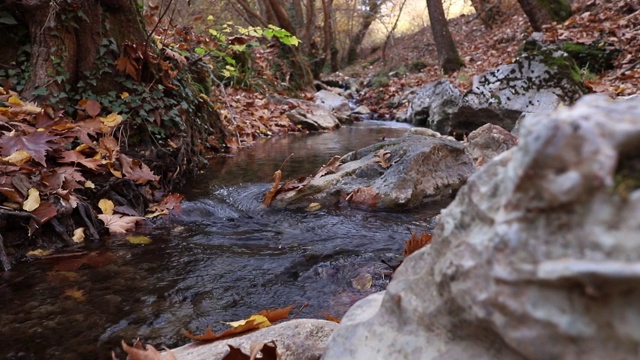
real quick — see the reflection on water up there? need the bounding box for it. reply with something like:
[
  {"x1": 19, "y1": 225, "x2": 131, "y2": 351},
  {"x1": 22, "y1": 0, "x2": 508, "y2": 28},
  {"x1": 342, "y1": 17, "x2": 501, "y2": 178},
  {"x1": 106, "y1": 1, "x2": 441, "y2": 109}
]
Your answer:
[{"x1": 0, "y1": 121, "x2": 440, "y2": 359}]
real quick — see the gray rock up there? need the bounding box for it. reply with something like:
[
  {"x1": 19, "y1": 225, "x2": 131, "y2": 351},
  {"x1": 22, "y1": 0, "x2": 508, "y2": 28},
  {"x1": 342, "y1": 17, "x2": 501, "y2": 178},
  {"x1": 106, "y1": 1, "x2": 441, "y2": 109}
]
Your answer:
[
  {"x1": 315, "y1": 90, "x2": 352, "y2": 117},
  {"x1": 406, "y1": 52, "x2": 585, "y2": 136},
  {"x1": 272, "y1": 134, "x2": 474, "y2": 211},
  {"x1": 406, "y1": 79, "x2": 461, "y2": 128},
  {"x1": 286, "y1": 101, "x2": 341, "y2": 131},
  {"x1": 352, "y1": 105, "x2": 371, "y2": 115},
  {"x1": 465, "y1": 123, "x2": 518, "y2": 166},
  {"x1": 172, "y1": 319, "x2": 337, "y2": 360},
  {"x1": 323, "y1": 95, "x2": 640, "y2": 360}
]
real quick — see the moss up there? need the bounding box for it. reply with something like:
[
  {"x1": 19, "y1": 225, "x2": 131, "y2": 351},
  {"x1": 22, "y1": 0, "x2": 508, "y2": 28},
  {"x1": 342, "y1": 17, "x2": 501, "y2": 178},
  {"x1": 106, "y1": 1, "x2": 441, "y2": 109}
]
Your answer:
[
  {"x1": 561, "y1": 41, "x2": 621, "y2": 74},
  {"x1": 409, "y1": 61, "x2": 427, "y2": 73},
  {"x1": 369, "y1": 74, "x2": 390, "y2": 88}
]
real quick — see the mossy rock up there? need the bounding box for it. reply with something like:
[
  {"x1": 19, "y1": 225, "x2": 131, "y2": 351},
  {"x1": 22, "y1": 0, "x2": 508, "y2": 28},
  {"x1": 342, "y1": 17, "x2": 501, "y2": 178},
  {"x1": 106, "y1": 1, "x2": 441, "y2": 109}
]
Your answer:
[{"x1": 561, "y1": 41, "x2": 621, "y2": 74}]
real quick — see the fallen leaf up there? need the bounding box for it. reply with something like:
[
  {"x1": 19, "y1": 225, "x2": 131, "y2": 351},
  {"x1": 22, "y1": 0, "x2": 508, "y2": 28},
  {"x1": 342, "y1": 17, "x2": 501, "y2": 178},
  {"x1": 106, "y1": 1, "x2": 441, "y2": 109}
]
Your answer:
[
  {"x1": 72, "y1": 228, "x2": 85, "y2": 243},
  {"x1": 185, "y1": 320, "x2": 261, "y2": 342},
  {"x1": 314, "y1": 155, "x2": 341, "y2": 178},
  {"x1": 119, "y1": 154, "x2": 159, "y2": 184},
  {"x1": 226, "y1": 314, "x2": 270, "y2": 329},
  {"x1": 306, "y1": 203, "x2": 321, "y2": 212},
  {"x1": 3, "y1": 150, "x2": 31, "y2": 165},
  {"x1": 119, "y1": 339, "x2": 177, "y2": 360},
  {"x1": 22, "y1": 187, "x2": 40, "y2": 211},
  {"x1": 98, "y1": 214, "x2": 145, "y2": 234},
  {"x1": 323, "y1": 312, "x2": 341, "y2": 323},
  {"x1": 101, "y1": 113, "x2": 123, "y2": 128},
  {"x1": 403, "y1": 232, "x2": 433, "y2": 257},
  {"x1": 249, "y1": 341, "x2": 280, "y2": 360},
  {"x1": 26, "y1": 249, "x2": 53, "y2": 257},
  {"x1": 351, "y1": 273, "x2": 372, "y2": 291},
  {"x1": 31, "y1": 201, "x2": 58, "y2": 224},
  {"x1": 346, "y1": 187, "x2": 381, "y2": 210},
  {"x1": 80, "y1": 99, "x2": 101, "y2": 118},
  {"x1": 262, "y1": 170, "x2": 282, "y2": 207},
  {"x1": 127, "y1": 235, "x2": 152, "y2": 245},
  {"x1": 98, "y1": 199, "x2": 115, "y2": 215},
  {"x1": 57, "y1": 150, "x2": 103, "y2": 170},
  {"x1": 62, "y1": 288, "x2": 86, "y2": 301},
  {"x1": 257, "y1": 303, "x2": 296, "y2": 323},
  {"x1": 221, "y1": 345, "x2": 250, "y2": 360},
  {"x1": 0, "y1": 129, "x2": 57, "y2": 166},
  {"x1": 52, "y1": 251, "x2": 115, "y2": 272},
  {"x1": 373, "y1": 149, "x2": 391, "y2": 168}
]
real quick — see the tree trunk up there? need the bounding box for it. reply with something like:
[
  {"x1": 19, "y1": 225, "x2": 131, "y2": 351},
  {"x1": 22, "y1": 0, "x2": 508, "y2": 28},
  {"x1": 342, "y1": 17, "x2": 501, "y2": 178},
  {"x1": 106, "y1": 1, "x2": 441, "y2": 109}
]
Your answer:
[
  {"x1": 426, "y1": 0, "x2": 464, "y2": 74},
  {"x1": 322, "y1": 0, "x2": 339, "y2": 72},
  {"x1": 17, "y1": 0, "x2": 148, "y2": 101},
  {"x1": 517, "y1": 0, "x2": 572, "y2": 31},
  {"x1": 345, "y1": 0, "x2": 384, "y2": 65}
]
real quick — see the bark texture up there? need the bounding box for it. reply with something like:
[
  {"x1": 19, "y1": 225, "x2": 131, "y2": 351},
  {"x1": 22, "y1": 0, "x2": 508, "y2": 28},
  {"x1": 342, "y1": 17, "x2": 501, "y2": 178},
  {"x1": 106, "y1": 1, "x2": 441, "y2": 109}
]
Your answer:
[
  {"x1": 427, "y1": 0, "x2": 464, "y2": 74},
  {"x1": 517, "y1": 0, "x2": 572, "y2": 31}
]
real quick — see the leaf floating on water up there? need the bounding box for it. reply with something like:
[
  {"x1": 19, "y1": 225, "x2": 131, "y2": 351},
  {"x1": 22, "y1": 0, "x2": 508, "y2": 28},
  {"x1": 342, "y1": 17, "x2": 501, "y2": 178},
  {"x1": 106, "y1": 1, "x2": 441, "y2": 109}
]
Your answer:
[
  {"x1": 373, "y1": 149, "x2": 392, "y2": 169},
  {"x1": 351, "y1": 273, "x2": 373, "y2": 291},
  {"x1": 403, "y1": 231, "x2": 433, "y2": 257},
  {"x1": 306, "y1": 202, "x2": 321, "y2": 212},
  {"x1": 127, "y1": 235, "x2": 152, "y2": 245},
  {"x1": 262, "y1": 170, "x2": 282, "y2": 207}
]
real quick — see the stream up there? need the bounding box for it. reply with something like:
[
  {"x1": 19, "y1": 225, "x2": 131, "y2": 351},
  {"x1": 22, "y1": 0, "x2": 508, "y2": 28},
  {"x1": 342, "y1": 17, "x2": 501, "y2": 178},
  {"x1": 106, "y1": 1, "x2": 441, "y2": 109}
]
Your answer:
[{"x1": 0, "y1": 121, "x2": 442, "y2": 359}]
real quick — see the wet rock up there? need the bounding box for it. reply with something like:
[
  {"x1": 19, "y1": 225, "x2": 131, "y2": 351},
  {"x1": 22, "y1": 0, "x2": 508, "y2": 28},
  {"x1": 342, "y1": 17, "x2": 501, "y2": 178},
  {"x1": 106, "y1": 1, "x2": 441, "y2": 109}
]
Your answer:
[
  {"x1": 286, "y1": 101, "x2": 341, "y2": 131},
  {"x1": 315, "y1": 90, "x2": 352, "y2": 118},
  {"x1": 272, "y1": 134, "x2": 474, "y2": 211},
  {"x1": 322, "y1": 95, "x2": 640, "y2": 360},
  {"x1": 352, "y1": 105, "x2": 371, "y2": 115},
  {"x1": 172, "y1": 319, "x2": 337, "y2": 360},
  {"x1": 465, "y1": 123, "x2": 518, "y2": 167}
]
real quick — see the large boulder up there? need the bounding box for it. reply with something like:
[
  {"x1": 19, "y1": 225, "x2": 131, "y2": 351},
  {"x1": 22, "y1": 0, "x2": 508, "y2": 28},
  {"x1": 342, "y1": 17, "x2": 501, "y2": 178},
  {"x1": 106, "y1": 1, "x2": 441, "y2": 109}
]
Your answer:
[
  {"x1": 315, "y1": 90, "x2": 352, "y2": 119},
  {"x1": 406, "y1": 51, "x2": 585, "y2": 136},
  {"x1": 286, "y1": 101, "x2": 341, "y2": 131},
  {"x1": 272, "y1": 134, "x2": 475, "y2": 211},
  {"x1": 465, "y1": 123, "x2": 518, "y2": 167},
  {"x1": 323, "y1": 95, "x2": 640, "y2": 360},
  {"x1": 172, "y1": 319, "x2": 337, "y2": 360}
]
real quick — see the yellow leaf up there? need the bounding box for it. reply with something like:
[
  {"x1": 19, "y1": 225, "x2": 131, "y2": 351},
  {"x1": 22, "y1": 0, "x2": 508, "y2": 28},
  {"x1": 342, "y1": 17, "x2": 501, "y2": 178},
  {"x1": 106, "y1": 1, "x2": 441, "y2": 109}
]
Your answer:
[
  {"x1": 8, "y1": 95, "x2": 22, "y2": 105},
  {"x1": 26, "y1": 249, "x2": 53, "y2": 257},
  {"x1": 72, "y1": 227, "x2": 85, "y2": 243},
  {"x1": 22, "y1": 188, "x2": 40, "y2": 212},
  {"x1": 84, "y1": 180, "x2": 95, "y2": 189},
  {"x1": 145, "y1": 209, "x2": 169, "y2": 218},
  {"x1": 100, "y1": 113, "x2": 123, "y2": 127},
  {"x1": 74, "y1": 144, "x2": 91, "y2": 151},
  {"x1": 120, "y1": 92, "x2": 129, "y2": 99},
  {"x1": 126, "y1": 235, "x2": 152, "y2": 245},
  {"x1": 225, "y1": 314, "x2": 271, "y2": 329},
  {"x1": 3, "y1": 150, "x2": 32, "y2": 165},
  {"x1": 98, "y1": 199, "x2": 115, "y2": 215},
  {"x1": 63, "y1": 288, "x2": 86, "y2": 301},
  {"x1": 306, "y1": 203, "x2": 322, "y2": 212}
]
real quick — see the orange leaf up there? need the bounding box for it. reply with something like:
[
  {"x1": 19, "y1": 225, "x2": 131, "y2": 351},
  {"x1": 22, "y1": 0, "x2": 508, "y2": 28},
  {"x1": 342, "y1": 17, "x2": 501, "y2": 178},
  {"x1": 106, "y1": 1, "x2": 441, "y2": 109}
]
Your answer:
[
  {"x1": 403, "y1": 232, "x2": 433, "y2": 257},
  {"x1": 346, "y1": 187, "x2": 381, "y2": 210},
  {"x1": 257, "y1": 303, "x2": 296, "y2": 323},
  {"x1": 262, "y1": 170, "x2": 282, "y2": 207},
  {"x1": 185, "y1": 320, "x2": 261, "y2": 342}
]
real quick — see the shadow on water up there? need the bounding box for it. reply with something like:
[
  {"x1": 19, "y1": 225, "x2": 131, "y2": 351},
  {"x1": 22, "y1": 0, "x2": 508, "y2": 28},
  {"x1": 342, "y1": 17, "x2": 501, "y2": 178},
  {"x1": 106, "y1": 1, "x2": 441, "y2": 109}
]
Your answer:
[{"x1": 0, "y1": 121, "x2": 443, "y2": 359}]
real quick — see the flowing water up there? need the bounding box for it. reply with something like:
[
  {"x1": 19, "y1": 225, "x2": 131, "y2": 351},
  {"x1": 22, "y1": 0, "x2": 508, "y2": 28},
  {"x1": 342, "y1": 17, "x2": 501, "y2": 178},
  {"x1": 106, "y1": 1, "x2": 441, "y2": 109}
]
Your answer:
[{"x1": 0, "y1": 121, "x2": 443, "y2": 359}]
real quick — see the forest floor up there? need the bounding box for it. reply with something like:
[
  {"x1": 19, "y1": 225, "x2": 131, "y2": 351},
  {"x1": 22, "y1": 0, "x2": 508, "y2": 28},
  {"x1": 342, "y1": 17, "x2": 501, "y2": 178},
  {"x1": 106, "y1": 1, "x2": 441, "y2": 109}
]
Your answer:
[{"x1": 334, "y1": 0, "x2": 640, "y2": 119}]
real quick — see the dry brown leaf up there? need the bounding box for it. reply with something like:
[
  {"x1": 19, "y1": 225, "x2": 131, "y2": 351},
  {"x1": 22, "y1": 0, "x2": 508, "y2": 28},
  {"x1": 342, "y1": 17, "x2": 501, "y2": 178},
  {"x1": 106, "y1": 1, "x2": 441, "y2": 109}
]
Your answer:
[
  {"x1": 403, "y1": 232, "x2": 433, "y2": 257},
  {"x1": 262, "y1": 170, "x2": 282, "y2": 207},
  {"x1": 257, "y1": 303, "x2": 296, "y2": 323},
  {"x1": 249, "y1": 341, "x2": 280, "y2": 360},
  {"x1": 98, "y1": 214, "x2": 145, "y2": 234},
  {"x1": 314, "y1": 155, "x2": 342, "y2": 178},
  {"x1": 346, "y1": 187, "x2": 381, "y2": 210},
  {"x1": 185, "y1": 320, "x2": 261, "y2": 342},
  {"x1": 324, "y1": 312, "x2": 341, "y2": 323},
  {"x1": 119, "y1": 154, "x2": 159, "y2": 184},
  {"x1": 221, "y1": 345, "x2": 250, "y2": 360},
  {"x1": 373, "y1": 149, "x2": 391, "y2": 169}
]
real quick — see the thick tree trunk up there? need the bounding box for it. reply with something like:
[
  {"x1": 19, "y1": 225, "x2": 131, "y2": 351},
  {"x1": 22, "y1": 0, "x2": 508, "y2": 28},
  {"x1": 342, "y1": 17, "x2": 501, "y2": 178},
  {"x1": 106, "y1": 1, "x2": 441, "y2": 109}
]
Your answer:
[
  {"x1": 321, "y1": 0, "x2": 339, "y2": 72},
  {"x1": 517, "y1": 0, "x2": 572, "y2": 31},
  {"x1": 18, "y1": 0, "x2": 147, "y2": 101},
  {"x1": 426, "y1": 0, "x2": 464, "y2": 74},
  {"x1": 345, "y1": 0, "x2": 384, "y2": 65}
]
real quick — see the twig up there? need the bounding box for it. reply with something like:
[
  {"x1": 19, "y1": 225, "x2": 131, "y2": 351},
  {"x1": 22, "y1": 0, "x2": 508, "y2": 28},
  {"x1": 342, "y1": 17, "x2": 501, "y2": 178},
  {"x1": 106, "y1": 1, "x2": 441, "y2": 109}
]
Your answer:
[
  {"x1": 0, "y1": 234, "x2": 11, "y2": 272},
  {"x1": 211, "y1": 75, "x2": 241, "y2": 146}
]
